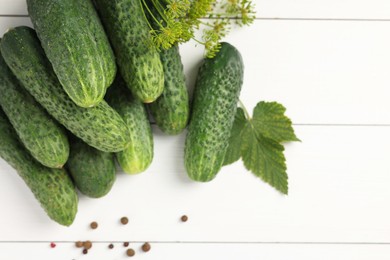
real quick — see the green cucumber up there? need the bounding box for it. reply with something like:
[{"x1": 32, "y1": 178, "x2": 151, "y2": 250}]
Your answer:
[
  {"x1": 94, "y1": 0, "x2": 164, "y2": 103},
  {"x1": 0, "y1": 51, "x2": 69, "y2": 168},
  {"x1": 27, "y1": 0, "x2": 116, "y2": 108},
  {"x1": 184, "y1": 42, "x2": 244, "y2": 182},
  {"x1": 106, "y1": 76, "x2": 153, "y2": 174},
  {"x1": 0, "y1": 109, "x2": 77, "y2": 226},
  {"x1": 148, "y1": 45, "x2": 189, "y2": 135},
  {"x1": 67, "y1": 137, "x2": 116, "y2": 198},
  {"x1": 0, "y1": 26, "x2": 131, "y2": 153}
]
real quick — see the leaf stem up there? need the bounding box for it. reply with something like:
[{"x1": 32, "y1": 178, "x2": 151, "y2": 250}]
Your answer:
[{"x1": 238, "y1": 99, "x2": 251, "y2": 120}]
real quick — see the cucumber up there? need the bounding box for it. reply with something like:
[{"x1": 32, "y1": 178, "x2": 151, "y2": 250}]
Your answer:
[
  {"x1": 67, "y1": 136, "x2": 116, "y2": 198},
  {"x1": 0, "y1": 51, "x2": 69, "y2": 168},
  {"x1": 27, "y1": 0, "x2": 116, "y2": 108},
  {"x1": 148, "y1": 45, "x2": 189, "y2": 135},
  {"x1": 184, "y1": 42, "x2": 244, "y2": 182},
  {"x1": 106, "y1": 76, "x2": 153, "y2": 174},
  {"x1": 0, "y1": 109, "x2": 78, "y2": 226},
  {"x1": 94, "y1": 0, "x2": 164, "y2": 103},
  {"x1": 0, "y1": 26, "x2": 130, "y2": 153}
]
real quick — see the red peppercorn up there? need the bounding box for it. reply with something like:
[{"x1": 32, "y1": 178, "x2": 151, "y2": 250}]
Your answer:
[{"x1": 50, "y1": 242, "x2": 56, "y2": 248}]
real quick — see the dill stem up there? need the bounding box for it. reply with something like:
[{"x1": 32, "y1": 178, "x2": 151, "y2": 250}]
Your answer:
[
  {"x1": 141, "y1": 0, "x2": 165, "y2": 29},
  {"x1": 199, "y1": 20, "x2": 215, "y2": 28}
]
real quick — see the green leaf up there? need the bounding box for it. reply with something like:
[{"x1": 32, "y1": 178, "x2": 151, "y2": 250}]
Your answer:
[
  {"x1": 252, "y1": 101, "x2": 300, "y2": 143},
  {"x1": 241, "y1": 122, "x2": 288, "y2": 194},
  {"x1": 223, "y1": 108, "x2": 247, "y2": 166}
]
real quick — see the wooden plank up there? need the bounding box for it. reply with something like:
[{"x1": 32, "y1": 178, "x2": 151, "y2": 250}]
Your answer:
[
  {"x1": 180, "y1": 20, "x2": 390, "y2": 125},
  {"x1": 0, "y1": 0, "x2": 27, "y2": 16},
  {"x1": 0, "y1": 126, "x2": 389, "y2": 242},
  {"x1": 257, "y1": 0, "x2": 390, "y2": 19},
  {"x1": 0, "y1": 242, "x2": 388, "y2": 260},
  {"x1": 1, "y1": 0, "x2": 390, "y2": 19},
  {"x1": 0, "y1": 17, "x2": 31, "y2": 34},
  {"x1": 2, "y1": 18, "x2": 390, "y2": 124}
]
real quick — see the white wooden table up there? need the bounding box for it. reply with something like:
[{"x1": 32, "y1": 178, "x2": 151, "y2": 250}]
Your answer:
[{"x1": 0, "y1": 0, "x2": 390, "y2": 259}]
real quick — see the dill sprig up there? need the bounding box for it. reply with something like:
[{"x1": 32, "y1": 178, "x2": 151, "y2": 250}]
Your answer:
[{"x1": 141, "y1": 0, "x2": 256, "y2": 57}]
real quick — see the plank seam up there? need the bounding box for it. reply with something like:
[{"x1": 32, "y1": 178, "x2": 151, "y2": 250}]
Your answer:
[
  {"x1": 0, "y1": 14, "x2": 29, "y2": 17},
  {"x1": 256, "y1": 17, "x2": 390, "y2": 22},
  {"x1": 293, "y1": 123, "x2": 390, "y2": 127},
  {"x1": 2, "y1": 14, "x2": 390, "y2": 22},
  {"x1": 0, "y1": 241, "x2": 389, "y2": 245}
]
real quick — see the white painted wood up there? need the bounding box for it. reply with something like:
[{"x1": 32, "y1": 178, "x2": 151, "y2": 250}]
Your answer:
[
  {"x1": 0, "y1": 17, "x2": 31, "y2": 35},
  {"x1": 257, "y1": 0, "x2": 390, "y2": 19},
  {"x1": 0, "y1": 1, "x2": 389, "y2": 259},
  {"x1": 0, "y1": 0, "x2": 27, "y2": 15},
  {"x1": 2, "y1": 0, "x2": 390, "y2": 19},
  {"x1": 0, "y1": 242, "x2": 388, "y2": 260},
  {"x1": 0, "y1": 126, "x2": 389, "y2": 242},
  {"x1": 3, "y1": 18, "x2": 390, "y2": 124},
  {"x1": 182, "y1": 20, "x2": 390, "y2": 125}
]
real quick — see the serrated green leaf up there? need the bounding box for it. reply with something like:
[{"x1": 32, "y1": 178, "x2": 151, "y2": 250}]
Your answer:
[
  {"x1": 223, "y1": 108, "x2": 247, "y2": 166},
  {"x1": 252, "y1": 101, "x2": 299, "y2": 143},
  {"x1": 241, "y1": 122, "x2": 288, "y2": 194}
]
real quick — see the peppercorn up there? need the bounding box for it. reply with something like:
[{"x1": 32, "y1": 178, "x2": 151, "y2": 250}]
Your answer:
[
  {"x1": 82, "y1": 249, "x2": 88, "y2": 255},
  {"x1": 141, "y1": 242, "x2": 151, "y2": 252},
  {"x1": 123, "y1": 242, "x2": 129, "y2": 247},
  {"x1": 108, "y1": 244, "x2": 114, "y2": 249},
  {"x1": 121, "y1": 217, "x2": 129, "y2": 225},
  {"x1": 75, "y1": 241, "x2": 84, "y2": 248},
  {"x1": 90, "y1": 221, "x2": 98, "y2": 229},
  {"x1": 50, "y1": 242, "x2": 56, "y2": 248},
  {"x1": 84, "y1": 241, "x2": 92, "y2": 250},
  {"x1": 181, "y1": 215, "x2": 188, "y2": 222},
  {"x1": 126, "y1": 248, "x2": 135, "y2": 257}
]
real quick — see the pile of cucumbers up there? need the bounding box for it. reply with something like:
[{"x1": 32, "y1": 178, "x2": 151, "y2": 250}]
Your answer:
[{"x1": 0, "y1": 0, "x2": 244, "y2": 226}]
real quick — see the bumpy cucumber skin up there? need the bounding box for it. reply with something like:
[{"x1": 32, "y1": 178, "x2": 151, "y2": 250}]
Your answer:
[
  {"x1": 106, "y1": 77, "x2": 153, "y2": 174},
  {"x1": 185, "y1": 42, "x2": 244, "y2": 182},
  {"x1": 148, "y1": 45, "x2": 189, "y2": 135},
  {"x1": 67, "y1": 137, "x2": 116, "y2": 198},
  {"x1": 27, "y1": 0, "x2": 116, "y2": 108},
  {"x1": 94, "y1": 0, "x2": 164, "y2": 103},
  {"x1": 0, "y1": 53, "x2": 69, "y2": 168},
  {"x1": 0, "y1": 27, "x2": 131, "y2": 153},
  {"x1": 0, "y1": 109, "x2": 78, "y2": 226}
]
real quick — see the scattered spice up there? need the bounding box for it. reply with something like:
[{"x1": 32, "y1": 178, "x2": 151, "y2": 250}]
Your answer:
[
  {"x1": 181, "y1": 215, "x2": 188, "y2": 222},
  {"x1": 82, "y1": 249, "x2": 88, "y2": 255},
  {"x1": 50, "y1": 242, "x2": 56, "y2": 248},
  {"x1": 90, "y1": 221, "x2": 98, "y2": 229},
  {"x1": 84, "y1": 240, "x2": 92, "y2": 250},
  {"x1": 75, "y1": 241, "x2": 84, "y2": 248},
  {"x1": 141, "y1": 242, "x2": 151, "y2": 252},
  {"x1": 108, "y1": 243, "x2": 114, "y2": 249},
  {"x1": 121, "y1": 217, "x2": 129, "y2": 225},
  {"x1": 126, "y1": 248, "x2": 135, "y2": 257},
  {"x1": 123, "y1": 241, "x2": 129, "y2": 247}
]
